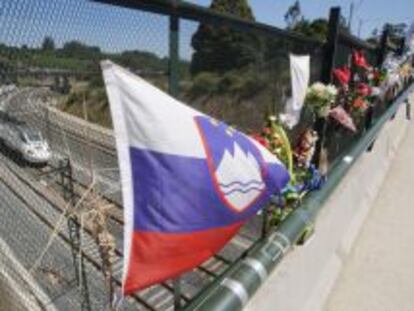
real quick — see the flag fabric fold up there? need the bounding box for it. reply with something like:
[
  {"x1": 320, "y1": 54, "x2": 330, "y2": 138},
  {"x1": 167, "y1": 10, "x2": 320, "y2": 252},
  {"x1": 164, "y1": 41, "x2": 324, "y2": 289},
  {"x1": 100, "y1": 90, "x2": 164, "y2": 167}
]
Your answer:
[{"x1": 101, "y1": 61, "x2": 290, "y2": 294}]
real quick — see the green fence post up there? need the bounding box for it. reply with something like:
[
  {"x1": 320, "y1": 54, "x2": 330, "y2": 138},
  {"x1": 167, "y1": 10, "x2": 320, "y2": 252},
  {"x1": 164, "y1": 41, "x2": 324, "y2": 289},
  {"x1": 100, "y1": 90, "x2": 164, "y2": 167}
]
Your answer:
[
  {"x1": 169, "y1": 1, "x2": 182, "y2": 309},
  {"x1": 377, "y1": 28, "x2": 389, "y2": 67},
  {"x1": 313, "y1": 7, "x2": 341, "y2": 167},
  {"x1": 169, "y1": 0, "x2": 180, "y2": 97},
  {"x1": 398, "y1": 36, "x2": 406, "y2": 56},
  {"x1": 365, "y1": 28, "x2": 389, "y2": 147}
]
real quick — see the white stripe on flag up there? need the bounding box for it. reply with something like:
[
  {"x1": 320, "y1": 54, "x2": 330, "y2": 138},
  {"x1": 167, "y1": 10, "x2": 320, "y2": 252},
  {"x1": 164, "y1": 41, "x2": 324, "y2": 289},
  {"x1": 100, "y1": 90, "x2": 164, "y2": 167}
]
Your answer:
[{"x1": 102, "y1": 61, "x2": 206, "y2": 158}]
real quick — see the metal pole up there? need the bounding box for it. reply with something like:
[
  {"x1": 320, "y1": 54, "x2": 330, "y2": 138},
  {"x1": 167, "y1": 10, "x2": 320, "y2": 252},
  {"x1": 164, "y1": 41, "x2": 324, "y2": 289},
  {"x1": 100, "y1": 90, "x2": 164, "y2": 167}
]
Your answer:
[
  {"x1": 64, "y1": 158, "x2": 92, "y2": 311},
  {"x1": 347, "y1": 2, "x2": 354, "y2": 33},
  {"x1": 321, "y1": 7, "x2": 341, "y2": 85},
  {"x1": 357, "y1": 18, "x2": 363, "y2": 37},
  {"x1": 181, "y1": 82, "x2": 414, "y2": 311},
  {"x1": 366, "y1": 28, "x2": 389, "y2": 145},
  {"x1": 169, "y1": 1, "x2": 182, "y2": 309},
  {"x1": 261, "y1": 204, "x2": 272, "y2": 238},
  {"x1": 398, "y1": 36, "x2": 406, "y2": 56},
  {"x1": 314, "y1": 7, "x2": 341, "y2": 166},
  {"x1": 406, "y1": 100, "x2": 411, "y2": 120},
  {"x1": 169, "y1": 0, "x2": 180, "y2": 97},
  {"x1": 377, "y1": 28, "x2": 389, "y2": 67}
]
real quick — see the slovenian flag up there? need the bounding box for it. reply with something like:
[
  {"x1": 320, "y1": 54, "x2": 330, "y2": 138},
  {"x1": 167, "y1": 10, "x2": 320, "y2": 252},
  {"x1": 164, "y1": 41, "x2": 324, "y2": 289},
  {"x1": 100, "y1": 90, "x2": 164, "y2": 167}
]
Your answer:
[{"x1": 101, "y1": 61, "x2": 290, "y2": 294}]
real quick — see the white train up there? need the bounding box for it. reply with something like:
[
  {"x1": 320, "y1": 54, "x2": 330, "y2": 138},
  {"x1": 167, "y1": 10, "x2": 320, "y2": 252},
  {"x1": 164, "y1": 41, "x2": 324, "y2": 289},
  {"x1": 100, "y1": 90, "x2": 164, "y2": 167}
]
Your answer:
[{"x1": 0, "y1": 115, "x2": 51, "y2": 164}]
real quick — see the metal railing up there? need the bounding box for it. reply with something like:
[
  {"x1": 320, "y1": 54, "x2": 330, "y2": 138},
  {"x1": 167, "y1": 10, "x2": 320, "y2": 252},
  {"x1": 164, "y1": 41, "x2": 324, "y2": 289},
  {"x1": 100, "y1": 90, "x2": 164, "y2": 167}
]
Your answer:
[{"x1": 0, "y1": 1, "x2": 407, "y2": 310}]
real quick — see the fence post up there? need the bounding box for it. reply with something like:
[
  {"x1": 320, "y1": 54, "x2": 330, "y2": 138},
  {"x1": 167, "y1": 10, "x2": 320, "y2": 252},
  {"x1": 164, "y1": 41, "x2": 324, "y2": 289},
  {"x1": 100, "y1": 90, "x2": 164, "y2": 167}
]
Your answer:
[
  {"x1": 169, "y1": 0, "x2": 180, "y2": 97},
  {"x1": 376, "y1": 28, "x2": 389, "y2": 67},
  {"x1": 365, "y1": 29, "x2": 389, "y2": 138},
  {"x1": 314, "y1": 7, "x2": 341, "y2": 166},
  {"x1": 398, "y1": 36, "x2": 406, "y2": 56},
  {"x1": 169, "y1": 1, "x2": 182, "y2": 309}
]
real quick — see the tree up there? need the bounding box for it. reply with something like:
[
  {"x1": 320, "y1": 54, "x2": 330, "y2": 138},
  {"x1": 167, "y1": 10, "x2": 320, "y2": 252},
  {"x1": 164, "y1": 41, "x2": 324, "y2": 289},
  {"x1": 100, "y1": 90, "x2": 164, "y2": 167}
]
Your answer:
[
  {"x1": 284, "y1": 1, "x2": 302, "y2": 29},
  {"x1": 190, "y1": 0, "x2": 259, "y2": 75},
  {"x1": 291, "y1": 16, "x2": 349, "y2": 42},
  {"x1": 42, "y1": 36, "x2": 55, "y2": 51},
  {"x1": 292, "y1": 19, "x2": 328, "y2": 41},
  {"x1": 61, "y1": 41, "x2": 101, "y2": 60},
  {"x1": 383, "y1": 23, "x2": 407, "y2": 46}
]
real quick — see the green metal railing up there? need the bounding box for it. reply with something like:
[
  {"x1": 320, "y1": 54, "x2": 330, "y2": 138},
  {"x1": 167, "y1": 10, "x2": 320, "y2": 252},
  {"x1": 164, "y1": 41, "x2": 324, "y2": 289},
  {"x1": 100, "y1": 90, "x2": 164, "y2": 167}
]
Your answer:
[
  {"x1": 183, "y1": 81, "x2": 414, "y2": 311},
  {"x1": 0, "y1": 1, "x2": 409, "y2": 310},
  {"x1": 86, "y1": 1, "x2": 405, "y2": 309}
]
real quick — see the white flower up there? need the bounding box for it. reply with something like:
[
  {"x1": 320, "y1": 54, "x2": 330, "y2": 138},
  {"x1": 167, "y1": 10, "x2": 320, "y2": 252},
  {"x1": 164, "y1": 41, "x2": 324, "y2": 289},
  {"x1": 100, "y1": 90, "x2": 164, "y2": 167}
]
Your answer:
[
  {"x1": 311, "y1": 82, "x2": 325, "y2": 95},
  {"x1": 326, "y1": 84, "x2": 338, "y2": 96},
  {"x1": 279, "y1": 113, "x2": 295, "y2": 129},
  {"x1": 371, "y1": 87, "x2": 381, "y2": 97},
  {"x1": 268, "y1": 115, "x2": 277, "y2": 122}
]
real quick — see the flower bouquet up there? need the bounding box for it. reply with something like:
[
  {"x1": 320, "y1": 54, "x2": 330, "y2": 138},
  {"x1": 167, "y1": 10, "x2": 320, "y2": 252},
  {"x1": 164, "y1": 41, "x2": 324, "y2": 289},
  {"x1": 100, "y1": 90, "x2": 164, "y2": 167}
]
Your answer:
[
  {"x1": 251, "y1": 116, "x2": 325, "y2": 228},
  {"x1": 305, "y1": 82, "x2": 338, "y2": 117}
]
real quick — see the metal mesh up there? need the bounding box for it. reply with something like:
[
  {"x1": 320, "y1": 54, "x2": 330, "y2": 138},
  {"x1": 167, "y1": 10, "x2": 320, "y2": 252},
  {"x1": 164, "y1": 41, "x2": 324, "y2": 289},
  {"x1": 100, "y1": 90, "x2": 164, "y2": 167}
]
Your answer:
[
  {"x1": 179, "y1": 18, "x2": 324, "y2": 146},
  {"x1": 328, "y1": 39, "x2": 379, "y2": 163},
  {"x1": 0, "y1": 0, "x2": 386, "y2": 310},
  {"x1": 0, "y1": 1, "x2": 269, "y2": 310},
  {"x1": 1, "y1": 1, "x2": 172, "y2": 310}
]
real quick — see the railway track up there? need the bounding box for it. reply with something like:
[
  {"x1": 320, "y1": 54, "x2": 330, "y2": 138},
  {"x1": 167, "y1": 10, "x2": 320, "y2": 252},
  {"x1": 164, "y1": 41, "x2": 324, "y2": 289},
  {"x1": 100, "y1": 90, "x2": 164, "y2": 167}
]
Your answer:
[
  {"x1": 1, "y1": 87, "x2": 265, "y2": 310},
  {"x1": 0, "y1": 146, "x2": 263, "y2": 310},
  {"x1": 0, "y1": 152, "x2": 170, "y2": 310}
]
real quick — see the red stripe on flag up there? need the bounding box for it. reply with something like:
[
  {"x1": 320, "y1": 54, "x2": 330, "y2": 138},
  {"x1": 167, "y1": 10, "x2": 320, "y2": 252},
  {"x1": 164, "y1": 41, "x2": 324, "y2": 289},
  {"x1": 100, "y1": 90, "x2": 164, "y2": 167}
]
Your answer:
[{"x1": 123, "y1": 222, "x2": 243, "y2": 294}]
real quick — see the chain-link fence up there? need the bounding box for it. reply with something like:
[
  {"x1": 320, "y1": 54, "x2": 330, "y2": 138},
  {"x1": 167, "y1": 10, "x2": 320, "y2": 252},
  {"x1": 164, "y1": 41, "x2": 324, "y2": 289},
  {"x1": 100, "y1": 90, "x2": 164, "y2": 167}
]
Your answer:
[{"x1": 0, "y1": 0, "x2": 399, "y2": 310}]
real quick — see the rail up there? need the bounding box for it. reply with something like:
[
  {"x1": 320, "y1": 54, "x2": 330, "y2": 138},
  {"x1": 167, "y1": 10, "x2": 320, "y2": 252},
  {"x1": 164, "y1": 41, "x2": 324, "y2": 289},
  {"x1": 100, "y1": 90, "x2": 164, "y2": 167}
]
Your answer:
[{"x1": 183, "y1": 81, "x2": 414, "y2": 311}]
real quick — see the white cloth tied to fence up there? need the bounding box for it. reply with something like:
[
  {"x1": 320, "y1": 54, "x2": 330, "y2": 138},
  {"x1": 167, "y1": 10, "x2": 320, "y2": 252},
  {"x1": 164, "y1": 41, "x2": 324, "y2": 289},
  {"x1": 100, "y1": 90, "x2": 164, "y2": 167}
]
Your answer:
[{"x1": 280, "y1": 54, "x2": 310, "y2": 129}]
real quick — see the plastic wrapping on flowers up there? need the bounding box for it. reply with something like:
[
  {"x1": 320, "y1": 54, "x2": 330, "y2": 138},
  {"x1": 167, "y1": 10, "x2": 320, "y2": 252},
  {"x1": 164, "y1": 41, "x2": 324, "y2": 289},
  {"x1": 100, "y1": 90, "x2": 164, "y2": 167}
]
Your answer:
[
  {"x1": 250, "y1": 48, "x2": 414, "y2": 229},
  {"x1": 251, "y1": 116, "x2": 325, "y2": 227}
]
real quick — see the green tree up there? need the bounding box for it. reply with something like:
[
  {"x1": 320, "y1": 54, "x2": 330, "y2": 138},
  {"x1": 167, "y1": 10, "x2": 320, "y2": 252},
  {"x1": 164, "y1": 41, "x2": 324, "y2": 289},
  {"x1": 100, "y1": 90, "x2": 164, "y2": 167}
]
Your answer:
[
  {"x1": 190, "y1": 0, "x2": 259, "y2": 75},
  {"x1": 61, "y1": 41, "x2": 101, "y2": 60},
  {"x1": 291, "y1": 16, "x2": 349, "y2": 42},
  {"x1": 284, "y1": 1, "x2": 302, "y2": 29},
  {"x1": 42, "y1": 36, "x2": 55, "y2": 51},
  {"x1": 292, "y1": 19, "x2": 328, "y2": 41}
]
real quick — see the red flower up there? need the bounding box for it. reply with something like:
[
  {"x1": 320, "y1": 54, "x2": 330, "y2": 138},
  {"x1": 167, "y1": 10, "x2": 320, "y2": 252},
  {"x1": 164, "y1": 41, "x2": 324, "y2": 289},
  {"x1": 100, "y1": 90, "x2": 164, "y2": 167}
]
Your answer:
[
  {"x1": 263, "y1": 127, "x2": 272, "y2": 135},
  {"x1": 333, "y1": 66, "x2": 351, "y2": 86},
  {"x1": 251, "y1": 133, "x2": 269, "y2": 148},
  {"x1": 353, "y1": 50, "x2": 370, "y2": 70},
  {"x1": 352, "y1": 97, "x2": 368, "y2": 110},
  {"x1": 357, "y1": 83, "x2": 372, "y2": 97}
]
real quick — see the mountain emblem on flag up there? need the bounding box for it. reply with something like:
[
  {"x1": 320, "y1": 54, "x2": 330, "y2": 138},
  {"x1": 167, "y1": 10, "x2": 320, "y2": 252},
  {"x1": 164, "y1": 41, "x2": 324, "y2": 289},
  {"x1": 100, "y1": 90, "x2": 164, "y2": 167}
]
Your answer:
[{"x1": 195, "y1": 116, "x2": 268, "y2": 213}]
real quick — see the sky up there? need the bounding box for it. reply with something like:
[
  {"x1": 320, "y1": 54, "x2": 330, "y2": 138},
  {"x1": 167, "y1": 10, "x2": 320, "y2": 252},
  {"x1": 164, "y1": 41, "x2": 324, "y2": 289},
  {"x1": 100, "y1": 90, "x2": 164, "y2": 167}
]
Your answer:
[
  {"x1": 0, "y1": 0, "x2": 413, "y2": 61},
  {"x1": 188, "y1": 0, "x2": 414, "y2": 38}
]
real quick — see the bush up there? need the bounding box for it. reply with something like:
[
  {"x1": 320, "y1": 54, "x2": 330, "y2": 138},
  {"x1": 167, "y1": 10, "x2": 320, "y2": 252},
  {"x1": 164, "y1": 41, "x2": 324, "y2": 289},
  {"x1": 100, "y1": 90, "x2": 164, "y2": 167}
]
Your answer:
[
  {"x1": 217, "y1": 69, "x2": 267, "y2": 98},
  {"x1": 189, "y1": 72, "x2": 221, "y2": 97},
  {"x1": 228, "y1": 70, "x2": 267, "y2": 98},
  {"x1": 187, "y1": 68, "x2": 268, "y2": 100}
]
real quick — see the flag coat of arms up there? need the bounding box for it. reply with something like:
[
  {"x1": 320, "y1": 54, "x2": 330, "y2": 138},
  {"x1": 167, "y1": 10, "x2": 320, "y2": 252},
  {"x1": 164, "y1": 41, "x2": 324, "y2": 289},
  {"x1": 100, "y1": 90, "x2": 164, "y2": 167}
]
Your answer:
[{"x1": 101, "y1": 61, "x2": 290, "y2": 294}]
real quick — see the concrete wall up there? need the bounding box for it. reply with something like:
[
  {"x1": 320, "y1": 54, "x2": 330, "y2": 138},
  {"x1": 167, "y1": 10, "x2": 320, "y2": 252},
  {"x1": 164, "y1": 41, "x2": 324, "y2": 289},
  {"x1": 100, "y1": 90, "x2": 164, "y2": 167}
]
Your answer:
[{"x1": 245, "y1": 100, "x2": 411, "y2": 311}]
